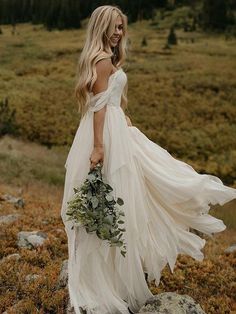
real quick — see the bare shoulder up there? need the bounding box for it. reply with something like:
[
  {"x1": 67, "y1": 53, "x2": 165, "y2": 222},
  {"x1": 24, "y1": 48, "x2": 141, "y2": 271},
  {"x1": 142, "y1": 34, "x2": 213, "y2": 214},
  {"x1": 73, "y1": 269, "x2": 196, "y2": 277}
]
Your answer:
[
  {"x1": 95, "y1": 57, "x2": 113, "y2": 78},
  {"x1": 92, "y1": 58, "x2": 113, "y2": 94}
]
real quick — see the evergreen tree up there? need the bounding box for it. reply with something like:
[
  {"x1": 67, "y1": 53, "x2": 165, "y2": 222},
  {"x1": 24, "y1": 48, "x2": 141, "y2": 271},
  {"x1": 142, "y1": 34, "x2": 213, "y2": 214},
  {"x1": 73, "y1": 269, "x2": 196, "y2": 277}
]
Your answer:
[
  {"x1": 0, "y1": 0, "x2": 180, "y2": 30},
  {"x1": 167, "y1": 25, "x2": 177, "y2": 45},
  {"x1": 201, "y1": 0, "x2": 229, "y2": 31}
]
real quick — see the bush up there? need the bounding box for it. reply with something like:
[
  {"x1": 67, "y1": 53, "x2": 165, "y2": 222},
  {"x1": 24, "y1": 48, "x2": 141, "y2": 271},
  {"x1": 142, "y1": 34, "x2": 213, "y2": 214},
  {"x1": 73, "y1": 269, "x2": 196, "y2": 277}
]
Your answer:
[
  {"x1": 167, "y1": 26, "x2": 178, "y2": 45},
  {"x1": 141, "y1": 36, "x2": 148, "y2": 47},
  {"x1": 0, "y1": 98, "x2": 19, "y2": 137}
]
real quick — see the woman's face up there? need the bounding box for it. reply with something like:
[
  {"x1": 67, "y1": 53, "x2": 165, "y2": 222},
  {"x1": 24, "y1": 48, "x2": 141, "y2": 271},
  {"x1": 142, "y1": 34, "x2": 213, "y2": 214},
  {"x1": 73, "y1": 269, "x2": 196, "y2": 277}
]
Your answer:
[{"x1": 109, "y1": 15, "x2": 123, "y2": 48}]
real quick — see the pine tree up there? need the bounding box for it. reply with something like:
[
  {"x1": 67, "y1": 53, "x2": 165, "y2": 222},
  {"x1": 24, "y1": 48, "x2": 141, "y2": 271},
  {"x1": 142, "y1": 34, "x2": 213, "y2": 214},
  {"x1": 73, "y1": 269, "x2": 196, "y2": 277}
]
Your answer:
[
  {"x1": 201, "y1": 0, "x2": 229, "y2": 31},
  {"x1": 167, "y1": 25, "x2": 177, "y2": 45}
]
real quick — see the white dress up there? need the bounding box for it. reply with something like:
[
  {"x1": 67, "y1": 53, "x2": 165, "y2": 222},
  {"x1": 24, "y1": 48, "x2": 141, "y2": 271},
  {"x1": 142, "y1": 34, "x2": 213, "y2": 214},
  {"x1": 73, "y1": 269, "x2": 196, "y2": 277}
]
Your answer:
[{"x1": 61, "y1": 68, "x2": 236, "y2": 314}]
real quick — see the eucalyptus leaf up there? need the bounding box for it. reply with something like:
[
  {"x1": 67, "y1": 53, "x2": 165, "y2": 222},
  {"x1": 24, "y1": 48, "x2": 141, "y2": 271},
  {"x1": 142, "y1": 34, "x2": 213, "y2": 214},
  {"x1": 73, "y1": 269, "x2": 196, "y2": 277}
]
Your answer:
[
  {"x1": 105, "y1": 194, "x2": 114, "y2": 202},
  {"x1": 87, "y1": 225, "x2": 97, "y2": 232},
  {"x1": 117, "y1": 197, "x2": 124, "y2": 206},
  {"x1": 91, "y1": 196, "x2": 99, "y2": 209},
  {"x1": 66, "y1": 163, "x2": 126, "y2": 257},
  {"x1": 121, "y1": 250, "x2": 126, "y2": 257},
  {"x1": 87, "y1": 174, "x2": 96, "y2": 181},
  {"x1": 118, "y1": 228, "x2": 126, "y2": 232}
]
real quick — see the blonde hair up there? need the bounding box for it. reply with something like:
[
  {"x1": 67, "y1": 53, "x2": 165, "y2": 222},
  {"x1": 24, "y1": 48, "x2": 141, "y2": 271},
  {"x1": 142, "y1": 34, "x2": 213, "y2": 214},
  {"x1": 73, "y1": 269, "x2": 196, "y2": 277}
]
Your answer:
[{"x1": 75, "y1": 5, "x2": 128, "y2": 118}]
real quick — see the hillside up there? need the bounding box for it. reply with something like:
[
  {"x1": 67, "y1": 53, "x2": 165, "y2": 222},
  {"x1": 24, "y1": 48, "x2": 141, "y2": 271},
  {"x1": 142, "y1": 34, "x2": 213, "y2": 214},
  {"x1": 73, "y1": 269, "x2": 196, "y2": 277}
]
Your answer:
[
  {"x1": 0, "y1": 175, "x2": 236, "y2": 313},
  {"x1": 0, "y1": 7, "x2": 236, "y2": 313},
  {"x1": 0, "y1": 13, "x2": 236, "y2": 186},
  {"x1": 0, "y1": 132, "x2": 236, "y2": 313}
]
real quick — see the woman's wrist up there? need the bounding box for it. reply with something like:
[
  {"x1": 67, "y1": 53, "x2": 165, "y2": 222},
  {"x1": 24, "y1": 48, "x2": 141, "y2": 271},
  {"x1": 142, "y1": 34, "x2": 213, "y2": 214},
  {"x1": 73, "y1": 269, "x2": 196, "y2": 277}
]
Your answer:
[{"x1": 94, "y1": 144, "x2": 104, "y2": 148}]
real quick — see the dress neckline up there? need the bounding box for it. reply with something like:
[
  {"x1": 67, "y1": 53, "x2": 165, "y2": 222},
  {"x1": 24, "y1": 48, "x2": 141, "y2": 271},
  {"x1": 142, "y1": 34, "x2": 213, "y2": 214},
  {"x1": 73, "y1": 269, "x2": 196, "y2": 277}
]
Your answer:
[
  {"x1": 109, "y1": 68, "x2": 122, "y2": 80},
  {"x1": 89, "y1": 68, "x2": 123, "y2": 98}
]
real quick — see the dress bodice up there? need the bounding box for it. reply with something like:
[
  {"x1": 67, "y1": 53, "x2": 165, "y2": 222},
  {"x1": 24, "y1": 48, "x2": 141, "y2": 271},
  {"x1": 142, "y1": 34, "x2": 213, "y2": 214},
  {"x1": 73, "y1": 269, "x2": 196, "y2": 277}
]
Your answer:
[{"x1": 88, "y1": 68, "x2": 127, "y2": 112}]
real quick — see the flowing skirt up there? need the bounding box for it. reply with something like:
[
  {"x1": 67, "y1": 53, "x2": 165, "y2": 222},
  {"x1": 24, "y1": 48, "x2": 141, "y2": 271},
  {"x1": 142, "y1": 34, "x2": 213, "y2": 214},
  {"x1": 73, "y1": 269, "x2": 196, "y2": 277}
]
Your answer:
[{"x1": 61, "y1": 106, "x2": 236, "y2": 314}]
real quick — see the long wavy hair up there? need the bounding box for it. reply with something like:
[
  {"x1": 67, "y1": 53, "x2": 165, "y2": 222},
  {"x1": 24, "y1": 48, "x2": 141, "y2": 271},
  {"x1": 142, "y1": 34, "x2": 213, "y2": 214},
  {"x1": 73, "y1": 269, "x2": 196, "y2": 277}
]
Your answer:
[{"x1": 75, "y1": 5, "x2": 128, "y2": 118}]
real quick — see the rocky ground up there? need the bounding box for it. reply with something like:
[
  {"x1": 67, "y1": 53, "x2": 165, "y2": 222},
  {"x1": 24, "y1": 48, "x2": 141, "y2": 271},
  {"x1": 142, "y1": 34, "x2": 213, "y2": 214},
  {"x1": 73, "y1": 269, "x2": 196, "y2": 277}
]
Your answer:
[{"x1": 0, "y1": 181, "x2": 236, "y2": 313}]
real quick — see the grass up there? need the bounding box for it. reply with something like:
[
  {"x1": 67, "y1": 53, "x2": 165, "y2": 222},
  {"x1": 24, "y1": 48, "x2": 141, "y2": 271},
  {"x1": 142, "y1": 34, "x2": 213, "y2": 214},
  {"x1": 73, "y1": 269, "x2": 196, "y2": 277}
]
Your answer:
[
  {"x1": 1, "y1": 18, "x2": 235, "y2": 185},
  {"x1": 0, "y1": 135, "x2": 67, "y2": 186},
  {"x1": 0, "y1": 181, "x2": 235, "y2": 313},
  {"x1": 0, "y1": 7, "x2": 236, "y2": 313}
]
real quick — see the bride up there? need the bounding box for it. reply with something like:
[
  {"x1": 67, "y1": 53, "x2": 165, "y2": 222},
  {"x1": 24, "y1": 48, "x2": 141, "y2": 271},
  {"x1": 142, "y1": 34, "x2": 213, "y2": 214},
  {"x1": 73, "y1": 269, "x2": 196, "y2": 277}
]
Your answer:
[{"x1": 60, "y1": 5, "x2": 236, "y2": 314}]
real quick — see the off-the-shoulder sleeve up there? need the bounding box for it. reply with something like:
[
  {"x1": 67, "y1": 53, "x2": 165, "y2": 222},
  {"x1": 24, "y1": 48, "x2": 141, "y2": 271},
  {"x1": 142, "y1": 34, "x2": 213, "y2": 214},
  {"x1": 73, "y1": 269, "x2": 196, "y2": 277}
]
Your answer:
[{"x1": 88, "y1": 81, "x2": 115, "y2": 112}]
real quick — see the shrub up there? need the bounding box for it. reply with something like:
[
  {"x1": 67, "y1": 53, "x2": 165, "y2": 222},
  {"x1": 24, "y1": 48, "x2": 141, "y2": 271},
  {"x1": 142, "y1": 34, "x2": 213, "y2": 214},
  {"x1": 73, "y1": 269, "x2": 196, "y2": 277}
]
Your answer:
[
  {"x1": 0, "y1": 98, "x2": 19, "y2": 137},
  {"x1": 167, "y1": 25, "x2": 178, "y2": 45},
  {"x1": 141, "y1": 36, "x2": 148, "y2": 47}
]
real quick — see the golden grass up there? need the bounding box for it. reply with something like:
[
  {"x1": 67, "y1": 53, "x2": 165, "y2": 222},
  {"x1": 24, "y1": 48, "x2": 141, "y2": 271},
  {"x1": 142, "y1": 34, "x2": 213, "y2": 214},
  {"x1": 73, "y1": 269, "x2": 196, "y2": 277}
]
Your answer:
[
  {"x1": 0, "y1": 181, "x2": 236, "y2": 313},
  {"x1": 1, "y1": 20, "x2": 235, "y2": 185},
  {"x1": 0, "y1": 135, "x2": 67, "y2": 186},
  {"x1": 0, "y1": 13, "x2": 236, "y2": 313}
]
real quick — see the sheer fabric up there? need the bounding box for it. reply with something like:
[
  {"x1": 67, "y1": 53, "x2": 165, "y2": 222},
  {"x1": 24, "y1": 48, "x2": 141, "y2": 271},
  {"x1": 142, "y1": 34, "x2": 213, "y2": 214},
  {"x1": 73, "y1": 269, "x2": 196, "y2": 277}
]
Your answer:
[{"x1": 61, "y1": 68, "x2": 236, "y2": 314}]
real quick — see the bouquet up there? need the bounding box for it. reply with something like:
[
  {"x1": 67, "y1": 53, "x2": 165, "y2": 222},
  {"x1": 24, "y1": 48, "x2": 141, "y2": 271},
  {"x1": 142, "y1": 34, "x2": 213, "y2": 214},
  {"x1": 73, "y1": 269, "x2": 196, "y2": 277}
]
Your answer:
[{"x1": 66, "y1": 163, "x2": 127, "y2": 257}]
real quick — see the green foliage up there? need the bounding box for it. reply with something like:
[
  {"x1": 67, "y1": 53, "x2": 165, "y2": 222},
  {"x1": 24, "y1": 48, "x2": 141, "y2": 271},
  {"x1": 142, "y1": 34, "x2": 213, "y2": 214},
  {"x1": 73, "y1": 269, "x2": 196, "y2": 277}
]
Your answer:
[
  {"x1": 66, "y1": 163, "x2": 127, "y2": 257},
  {"x1": 45, "y1": 0, "x2": 81, "y2": 30},
  {"x1": 141, "y1": 36, "x2": 148, "y2": 47},
  {"x1": 0, "y1": 98, "x2": 19, "y2": 137},
  {"x1": 0, "y1": 136, "x2": 67, "y2": 187},
  {"x1": 0, "y1": 0, "x2": 168, "y2": 30},
  {"x1": 0, "y1": 22, "x2": 235, "y2": 186},
  {"x1": 167, "y1": 25, "x2": 178, "y2": 45},
  {"x1": 200, "y1": 0, "x2": 234, "y2": 31},
  {"x1": 0, "y1": 0, "x2": 235, "y2": 32}
]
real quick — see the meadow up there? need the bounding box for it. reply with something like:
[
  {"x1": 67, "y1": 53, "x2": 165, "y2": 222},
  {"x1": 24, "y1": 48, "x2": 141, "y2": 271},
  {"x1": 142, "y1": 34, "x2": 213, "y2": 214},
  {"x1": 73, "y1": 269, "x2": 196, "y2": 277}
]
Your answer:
[
  {"x1": 0, "y1": 7, "x2": 236, "y2": 313},
  {"x1": 0, "y1": 14, "x2": 236, "y2": 186}
]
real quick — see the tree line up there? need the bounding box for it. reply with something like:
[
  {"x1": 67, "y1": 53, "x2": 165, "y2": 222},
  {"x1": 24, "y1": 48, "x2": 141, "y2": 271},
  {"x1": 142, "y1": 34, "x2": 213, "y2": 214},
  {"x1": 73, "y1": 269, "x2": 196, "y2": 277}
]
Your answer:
[
  {"x1": 0, "y1": 0, "x2": 168, "y2": 29},
  {"x1": 0, "y1": 0, "x2": 235, "y2": 31}
]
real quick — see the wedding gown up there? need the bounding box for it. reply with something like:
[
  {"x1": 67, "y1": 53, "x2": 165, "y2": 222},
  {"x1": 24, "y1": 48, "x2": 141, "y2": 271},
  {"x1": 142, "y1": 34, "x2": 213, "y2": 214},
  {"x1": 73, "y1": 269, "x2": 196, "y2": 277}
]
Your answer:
[{"x1": 60, "y1": 68, "x2": 236, "y2": 314}]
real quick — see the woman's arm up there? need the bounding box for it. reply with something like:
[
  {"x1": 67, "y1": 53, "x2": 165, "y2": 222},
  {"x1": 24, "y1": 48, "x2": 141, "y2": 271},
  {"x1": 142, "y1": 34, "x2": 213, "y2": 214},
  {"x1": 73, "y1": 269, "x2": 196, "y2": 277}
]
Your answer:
[
  {"x1": 125, "y1": 115, "x2": 132, "y2": 126},
  {"x1": 89, "y1": 58, "x2": 113, "y2": 169}
]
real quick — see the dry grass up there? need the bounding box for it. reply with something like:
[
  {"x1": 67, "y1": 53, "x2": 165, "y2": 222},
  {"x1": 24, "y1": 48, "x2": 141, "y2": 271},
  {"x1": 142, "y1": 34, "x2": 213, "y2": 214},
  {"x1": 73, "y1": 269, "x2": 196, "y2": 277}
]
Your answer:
[
  {"x1": 0, "y1": 181, "x2": 236, "y2": 313},
  {"x1": 0, "y1": 20, "x2": 235, "y2": 185},
  {"x1": 0, "y1": 9, "x2": 236, "y2": 313},
  {"x1": 0, "y1": 135, "x2": 67, "y2": 186}
]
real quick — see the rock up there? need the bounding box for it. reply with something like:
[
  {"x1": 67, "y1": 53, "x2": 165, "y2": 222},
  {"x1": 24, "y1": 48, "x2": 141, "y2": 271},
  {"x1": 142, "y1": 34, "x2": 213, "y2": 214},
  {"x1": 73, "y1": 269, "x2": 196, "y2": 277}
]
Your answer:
[
  {"x1": 0, "y1": 214, "x2": 21, "y2": 225},
  {"x1": 57, "y1": 259, "x2": 68, "y2": 288},
  {"x1": 0, "y1": 194, "x2": 25, "y2": 208},
  {"x1": 17, "y1": 231, "x2": 48, "y2": 249},
  {"x1": 138, "y1": 292, "x2": 206, "y2": 314},
  {"x1": 25, "y1": 274, "x2": 41, "y2": 282},
  {"x1": 224, "y1": 244, "x2": 236, "y2": 254}
]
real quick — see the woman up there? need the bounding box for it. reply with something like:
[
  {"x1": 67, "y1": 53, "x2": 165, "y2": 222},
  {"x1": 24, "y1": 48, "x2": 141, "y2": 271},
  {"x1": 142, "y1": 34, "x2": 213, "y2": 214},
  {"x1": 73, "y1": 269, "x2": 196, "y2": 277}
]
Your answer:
[{"x1": 61, "y1": 5, "x2": 236, "y2": 314}]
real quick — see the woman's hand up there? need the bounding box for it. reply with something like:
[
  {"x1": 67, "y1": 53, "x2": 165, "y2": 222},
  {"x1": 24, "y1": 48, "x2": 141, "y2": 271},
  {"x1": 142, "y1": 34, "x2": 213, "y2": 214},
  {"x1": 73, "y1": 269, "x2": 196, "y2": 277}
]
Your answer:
[
  {"x1": 90, "y1": 146, "x2": 104, "y2": 170},
  {"x1": 125, "y1": 115, "x2": 132, "y2": 126}
]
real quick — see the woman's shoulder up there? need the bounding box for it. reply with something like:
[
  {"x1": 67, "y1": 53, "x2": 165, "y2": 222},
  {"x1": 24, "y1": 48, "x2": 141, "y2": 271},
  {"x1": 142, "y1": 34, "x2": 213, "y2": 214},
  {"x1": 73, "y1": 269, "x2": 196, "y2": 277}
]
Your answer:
[
  {"x1": 95, "y1": 54, "x2": 113, "y2": 78},
  {"x1": 92, "y1": 55, "x2": 113, "y2": 95}
]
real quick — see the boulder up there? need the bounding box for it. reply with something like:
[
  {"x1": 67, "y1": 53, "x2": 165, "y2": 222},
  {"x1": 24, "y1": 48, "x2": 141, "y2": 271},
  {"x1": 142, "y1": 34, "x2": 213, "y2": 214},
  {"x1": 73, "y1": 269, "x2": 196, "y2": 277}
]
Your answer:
[
  {"x1": 138, "y1": 292, "x2": 206, "y2": 314},
  {"x1": 1, "y1": 194, "x2": 24, "y2": 208},
  {"x1": 17, "y1": 231, "x2": 48, "y2": 249},
  {"x1": 224, "y1": 244, "x2": 236, "y2": 254},
  {"x1": 0, "y1": 214, "x2": 21, "y2": 225}
]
